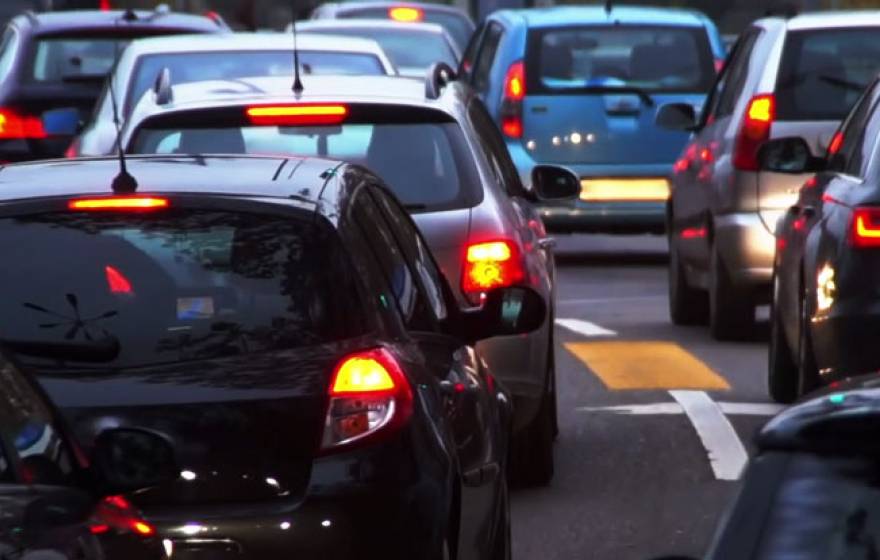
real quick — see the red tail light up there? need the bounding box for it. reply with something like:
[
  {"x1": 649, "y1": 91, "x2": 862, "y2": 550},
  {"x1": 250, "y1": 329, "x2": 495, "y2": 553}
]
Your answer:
[
  {"x1": 828, "y1": 131, "x2": 844, "y2": 155},
  {"x1": 0, "y1": 108, "x2": 46, "y2": 140},
  {"x1": 851, "y1": 207, "x2": 880, "y2": 248},
  {"x1": 90, "y1": 495, "x2": 155, "y2": 537},
  {"x1": 321, "y1": 348, "x2": 413, "y2": 453},
  {"x1": 68, "y1": 196, "x2": 170, "y2": 211},
  {"x1": 99, "y1": 0, "x2": 112, "y2": 10},
  {"x1": 388, "y1": 6, "x2": 423, "y2": 22},
  {"x1": 245, "y1": 104, "x2": 348, "y2": 126},
  {"x1": 733, "y1": 94, "x2": 775, "y2": 171},
  {"x1": 462, "y1": 240, "x2": 525, "y2": 304},
  {"x1": 714, "y1": 58, "x2": 725, "y2": 73},
  {"x1": 500, "y1": 61, "x2": 525, "y2": 139}
]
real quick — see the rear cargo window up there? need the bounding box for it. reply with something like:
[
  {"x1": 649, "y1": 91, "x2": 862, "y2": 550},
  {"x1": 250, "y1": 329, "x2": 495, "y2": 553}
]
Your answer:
[
  {"x1": 339, "y1": 8, "x2": 472, "y2": 49},
  {"x1": 301, "y1": 28, "x2": 456, "y2": 73},
  {"x1": 129, "y1": 111, "x2": 482, "y2": 212},
  {"x1": 525, "y1": 25, "x2": 715, "y2": 95},
  {"x1": 29, "y1": 37, "x2": 130, "y2": 82},
  {"x1": 0, "y1": 210, "x2": 368, "y2": 368},
  {"x1": 775, "y1": 28, "x2": 880, "y2": 121}
]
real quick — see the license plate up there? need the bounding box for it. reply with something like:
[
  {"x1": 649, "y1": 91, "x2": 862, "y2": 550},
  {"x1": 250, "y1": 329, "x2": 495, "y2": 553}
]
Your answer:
[{"x1": 579, "y1": 178, "x2": 670, "y2": 202}]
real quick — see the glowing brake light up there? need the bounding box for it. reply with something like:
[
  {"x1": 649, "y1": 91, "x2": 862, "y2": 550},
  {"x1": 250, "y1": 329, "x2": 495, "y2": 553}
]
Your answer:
[
  {"x1": 105, "y1": 265, "x2": 133, "y2": 294},
  {"x1": 322, "y1": 348, "x2": 413, "y2": 453},
  {"x1": 733, "y1": 94, "x2": 775, "y2": 171},
  {"x1": 462, "y1": 240, "x2": 525, "y2": 303},
  {"x1": 99, "y1": 0, "x2": 111, "y2": 10},
  {"x1": 828, "y1": 131, "x2": 844, "y2": 155},
  {"x1": 89, "y1": 495, "x2": 156, "y2": 537},
  {"x1": 68, "y1": 196, "x2": 169, "y2": 211},
  {"x1": 388, "y1": 6, "x2": 423, "y2": 22},
  {"x1": 245, "y1": 104, "x2": 348, "y2": 126},
  {"x1": 0, "y1": 108, "x2": 46, "y2": 139},
  {"x1": 852, "y1": 207, "x2": 880, "y2": 248},
  {"x1": 500, "y1": 61, "x2": 526, "y2": 139}
]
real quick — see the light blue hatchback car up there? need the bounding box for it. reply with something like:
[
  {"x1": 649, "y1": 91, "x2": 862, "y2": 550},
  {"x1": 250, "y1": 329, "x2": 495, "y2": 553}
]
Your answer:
[{"x1": 459, "y1": 5, "x2": 725, "y2": 233}]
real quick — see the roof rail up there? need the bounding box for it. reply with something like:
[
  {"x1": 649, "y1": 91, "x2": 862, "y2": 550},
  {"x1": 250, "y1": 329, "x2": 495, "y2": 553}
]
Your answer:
[
  {"x1": 425, "y1": 62, "x2": 456, "y2": 100},
  {"x1": 22, "y1": 10, "x2": 39, "y2": 25},
  {"x1": 154, "y1": 68, "x2": 173, "y2": 105}
]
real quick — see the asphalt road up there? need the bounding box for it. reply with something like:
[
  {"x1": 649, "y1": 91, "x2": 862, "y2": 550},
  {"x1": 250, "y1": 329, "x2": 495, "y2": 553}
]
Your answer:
[{"x1": 511, "y1": 234, "x2": 778, "y2": 560}]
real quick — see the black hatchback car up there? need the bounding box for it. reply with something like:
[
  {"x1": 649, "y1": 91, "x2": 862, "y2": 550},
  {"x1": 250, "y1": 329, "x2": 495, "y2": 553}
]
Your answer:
[
  {"x1": 0, "y1": 345, "x2": 175, "y2": 559},
  {"x1": 0, "y1": 8, "x2": 225, "y2": 163},
  {"x1": 0, "y1": 154, "x2": 543, "y2": 559}
]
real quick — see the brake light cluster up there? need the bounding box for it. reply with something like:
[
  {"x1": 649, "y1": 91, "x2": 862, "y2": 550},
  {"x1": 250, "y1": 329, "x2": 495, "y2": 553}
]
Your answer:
[
  {"x1": 0, "y1": 108, "x2": 46, "y2": 140},
  {"x1": 89, "y1": 495, "x2": 155, "y2": 537},
  {"x1": 733, "y1": 94, "x2": 775, "y2": 171},
  {"x1": 500, "y1": 61, "x2": 526, "y2": 138},
  {"x1": 245, "y1": 104, "x2": 348, "y2": 126},
  {"x1": 462, "y1": 240, "x2": 525, "y2": 304},
  {"x1": 68, "y1": 196, "x2": 169, "y2": 211},
  {"x1": 321, "y1": 348, "x2": 413, "y2": 452},
  {"x1": 851, "y1": 207, "x2": 880, "y2": 248}
]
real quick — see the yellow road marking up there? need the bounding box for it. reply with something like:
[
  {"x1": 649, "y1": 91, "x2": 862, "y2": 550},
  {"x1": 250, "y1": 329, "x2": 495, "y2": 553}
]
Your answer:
[{"x1": 564, "y1": 341, "x2": 730, "y2": 391}]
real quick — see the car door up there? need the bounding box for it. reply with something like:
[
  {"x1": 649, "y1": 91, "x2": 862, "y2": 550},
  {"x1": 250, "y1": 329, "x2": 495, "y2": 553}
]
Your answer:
[
  {"x1": 673, "y1": 27, "x2": 762, "y2": 270},
  {"x1": 363, "y1": 186, "x2": 504, "y2": 559},
  {"x1": 0, "y1": 349, "x2": 100, "y2": 559}
]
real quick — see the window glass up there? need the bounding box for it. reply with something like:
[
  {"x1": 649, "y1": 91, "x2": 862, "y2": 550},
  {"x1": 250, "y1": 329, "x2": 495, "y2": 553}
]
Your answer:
[
  {"x1": 353, "y1": 195, "x2": 436, "y2": 331},
  {"x1": 460, "y1": 23, "x2": 485, "y2": 80},
  {"x1": 0, "y1": 27, "x2": 18, "y2": 83},
  {"x1": 29, "y1": 37, "x2": 130, "y2": 82},
  {"x1": 714, "y1": 29, "x2": 759, "y2": 118},
  {"x1": 0, "y1": 210, "x2": 369, "y2": 369},
  {"x1": 468, "y1": 100, "x2": 526, "y2": 195},
  {"x1": 776, "y1": 28, "x2": 880, "y2": 121},
  {"x1": 472, "y1": 23, "x2": 503, "y2": 92},
  {"x1": 525, "y1": 25, "x2": 715, "y2": 95},
  {"x1": 371, "y1": 189, "x2": 447, "y2": 322},
  {"x1": 827, "y1": 84, "x2": 878, "y2": 174},
  {"x1": 131, "y1": 121, "x2": 481, "y2": 212},
  {"x1": 125, "y1": 51, "x2": 385, "y2": 116}
]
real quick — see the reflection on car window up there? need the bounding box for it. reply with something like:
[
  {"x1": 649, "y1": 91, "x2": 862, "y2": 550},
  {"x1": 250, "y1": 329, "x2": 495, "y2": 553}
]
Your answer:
[
  {"x1": 0, "y1": 210, "x2": 369, "y2": 369},
  {"x1": 30, "y1": 37, "x2": 130, "y2": 82}
]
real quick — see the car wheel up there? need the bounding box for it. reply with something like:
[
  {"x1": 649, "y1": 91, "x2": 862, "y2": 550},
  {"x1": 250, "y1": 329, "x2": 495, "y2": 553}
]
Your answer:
[
  {"x1": 709, "y1": 242, "x2": 755, "y2": 340},
  {"x1": 490, "y1": 476, "x2": 511, "y2": 560},
  {"x1": 668, "y1": 233, "x2": 708, "y2": 325},
  {"x1": 797, "y1": 289, "x2": 821, "y2": 397},
  {"x1": 768, "y1": 276, "x2": 798, "y2": 404},
  {"x1": 509, "y1": 366, "x2": 555, "y2": 487}
]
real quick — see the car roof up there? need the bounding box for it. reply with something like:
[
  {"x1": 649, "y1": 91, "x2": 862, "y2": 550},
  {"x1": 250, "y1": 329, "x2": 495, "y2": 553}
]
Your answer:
[
  {"x1": 756, "y1": 10, "x2": 880, "y2": 31},
  {"x1": 296, "y1": 19, "x2": 447, "y2": 35},
  {"x1": 13, "y1": 9, "x2": 223, "y2": 34},
  {"x1": 494, "y1": 5, "x2": 710, "y2": 28},
  {"x1": 320, "y1": 2, "x2": 470, "y2": 17},
  {"x1": 0, "y1": 155, "x2": 349, "y2": 214},
  {"x1": 123, "y1": 31, "x2": 389, "y2": 57}
]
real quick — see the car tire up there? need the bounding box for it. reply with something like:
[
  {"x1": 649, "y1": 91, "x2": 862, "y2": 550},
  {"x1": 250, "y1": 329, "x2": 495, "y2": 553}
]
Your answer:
[
  {"x1": 797, "y1": 289, "x2": 821, "y2": 397},
  {"x1": 768, "y1": 278, "x2": 798, "y2": 404},
  {"x1": 709, "y1": 243, "x2": 755, "y2": 341},
  {"x1": 668, "y1": 234, "x2": 709, "y2": 325},
  {"x1": 509, "y1": 365, "x2": 555, "y2": 487},
  {"x1": 491, "y1": 476, "x2": 511, "y2": 560}
]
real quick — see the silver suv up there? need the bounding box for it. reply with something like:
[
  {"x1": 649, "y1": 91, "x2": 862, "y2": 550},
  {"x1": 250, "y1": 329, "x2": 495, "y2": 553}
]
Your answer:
[{"x1": 658, "y1": 11, "x2": 880, "y2": 340}]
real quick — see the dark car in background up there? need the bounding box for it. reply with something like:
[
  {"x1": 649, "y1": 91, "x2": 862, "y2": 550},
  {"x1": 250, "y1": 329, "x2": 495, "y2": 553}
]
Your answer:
[
  {"x1": 311, "y1": 1, "x2": 475, "y2": 52},
  {"x1": 0, "y1": 346, "x2": 174, "y2": 560},
  {"x1": 0, "y1": 7, "x2": 225, "y2": 163},
  {"x1": 0, "y1": 154, "x2": 544, "y2": 559}
]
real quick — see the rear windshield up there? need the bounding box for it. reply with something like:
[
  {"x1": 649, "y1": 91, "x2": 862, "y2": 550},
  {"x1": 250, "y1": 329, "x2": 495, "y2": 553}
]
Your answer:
[
  {"x1": 525, "y1": 25, "x2": 716, "y2": 95},
  {"x1": 339, "y1": 8, "x2": 472, "y2": 49},
  {"x1": 775, "y1": 28, "x2": 880, "y2": 121},
  {"x1": 30, "y1": 37, "x2": 129, "y2": 82},
  {"x1": 129, "y1": 111, "x2": 481, "y2": 211},
  {"x1": 125, "y1": 51, "x2": 386, "y2": 116},
  {"x1": 0, "y1": 209, "x2": 368, "y2": 369},
  {"x1": 303, "y1": 28, "x2": 457, "y2": 72}
]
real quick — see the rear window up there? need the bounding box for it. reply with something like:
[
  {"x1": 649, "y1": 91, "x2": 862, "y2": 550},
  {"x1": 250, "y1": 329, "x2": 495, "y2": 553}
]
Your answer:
[
  {"x1": 129, "y1": 108, "x2": 482, "y2": 211},
  {"x1": 0, "y1": 209, "x2": 368, "y2": 368},
  {"x1": 30, "y1": 37, "x2": 128, "y2": 82},
  {"x1": 525, "y1": 25, "x2": 716, "y2": 95},
  {"x1": 339, "y1": 8, "x2": 473, "y2": 49},
  {"x1": 775, "y1": 28, "x2": 880, "y2": 122},
  {"x1": 303, "y1": 28, "x2": 457, "y2": 73},
  {"x1": 125, "y1": 50, "x2": 386, "y2": 115}
]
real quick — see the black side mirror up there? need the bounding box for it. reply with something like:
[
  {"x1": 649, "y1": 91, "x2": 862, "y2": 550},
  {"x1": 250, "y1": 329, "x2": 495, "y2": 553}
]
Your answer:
[
  {"x1": 758, "y1": 136, "x2": 825, "y2": 174},
  {"x1": 531, "y1": 164, "x2": 580, "y2": 201},
  {"x1": 656, "y1": 102, "x2": 697, "y2": 131},
  {"x1": 461, "y1": 286, "x2": 546, "y2": 342},
  {"x1": 42, "y1": 107, "x2": 81, "y2": 136},
  {"x1": 92, "y1": 428, "x2": 177, "y2": 495}
]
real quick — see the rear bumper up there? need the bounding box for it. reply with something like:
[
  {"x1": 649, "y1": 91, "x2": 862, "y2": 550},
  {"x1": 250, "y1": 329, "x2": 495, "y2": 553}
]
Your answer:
[
  {"x1": 713, "y1": 211, "x2": 776, "y2": 289},
  {"x1": 813, "y1": 300, "x2": 880, "y2": 380}
]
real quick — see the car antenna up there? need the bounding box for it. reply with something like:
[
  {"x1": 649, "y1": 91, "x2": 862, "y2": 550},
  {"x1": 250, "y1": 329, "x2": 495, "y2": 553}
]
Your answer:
[
  {"x1": 290, "y1": 2, "x2": 304, "y2": 95},
  {"x1": 604, "y1": 0, "x2": 612, "y2": 16},
  {"x1": 107, "y1": 31, "x2": 137, "y2": 194}
]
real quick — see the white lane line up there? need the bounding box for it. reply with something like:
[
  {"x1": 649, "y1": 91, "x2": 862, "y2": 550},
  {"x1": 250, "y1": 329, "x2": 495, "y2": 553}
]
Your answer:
[
  {"x1": 555, "y1": 318, "x2": 617, "y2": 337},
  {"x1": 558, "y1": 295, "x2": 665, "y2": 305},
  {"x1": 669, "y1": 390, "x2": 749, "y2": 481},
  {"x1": 576, "y1": 401, "x2": 783, "y2": 417}
]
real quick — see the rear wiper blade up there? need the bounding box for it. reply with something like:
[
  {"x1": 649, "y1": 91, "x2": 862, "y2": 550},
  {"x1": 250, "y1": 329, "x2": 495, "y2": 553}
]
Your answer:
[
  {"x1": 819, "y1": 75, "x2": 867, "y2": 92},
  {"x1": 2, "y1": 336, "x2": 120, "y2": 363},
  {"x1": 403, "y1": 203, "x2": 428, "y2": 211},
  {"x1": 581, "y1": 85, "x2": 654, "y2": 107},
  {"x1": 61, "y1": 73, "x2": 107, "y2": 84}
]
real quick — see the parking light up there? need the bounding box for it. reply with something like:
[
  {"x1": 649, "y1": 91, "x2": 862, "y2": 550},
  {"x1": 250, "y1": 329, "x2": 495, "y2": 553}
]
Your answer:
[{"x1": 245, "y1": 104, "x2": 348, "y2": 126}]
